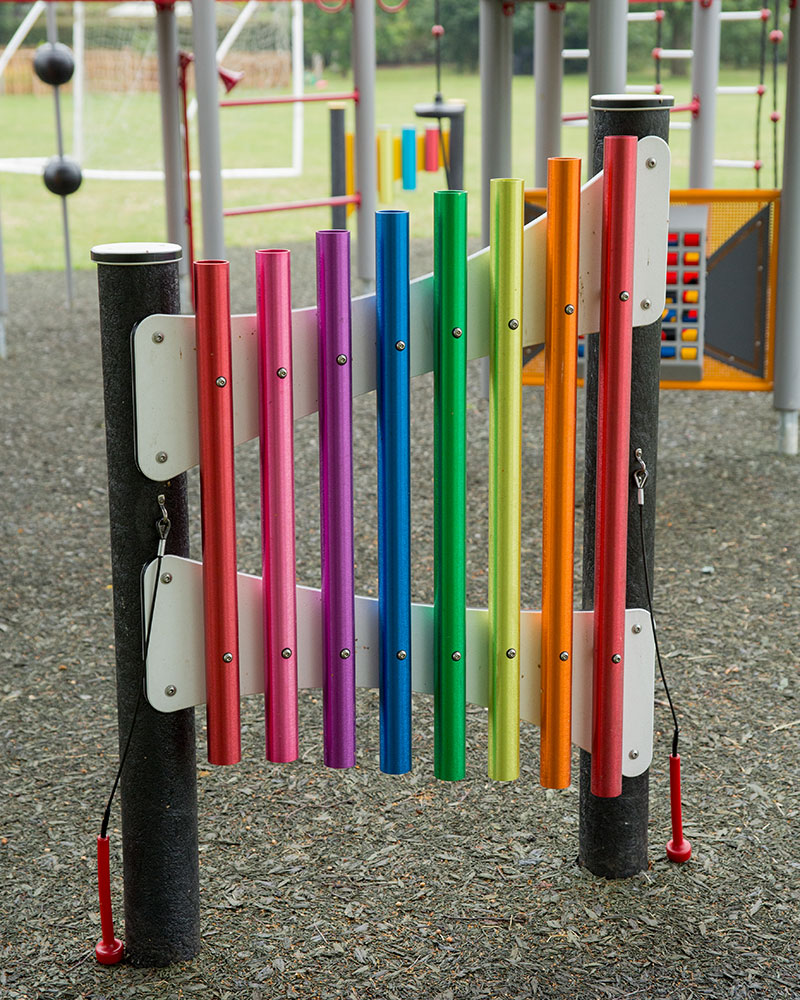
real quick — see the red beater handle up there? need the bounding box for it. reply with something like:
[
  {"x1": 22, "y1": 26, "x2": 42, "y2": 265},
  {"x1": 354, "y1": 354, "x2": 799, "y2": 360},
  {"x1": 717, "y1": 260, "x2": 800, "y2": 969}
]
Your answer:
[
  {"x1": 95, "y1": 835, "x2": 124, "y2": 964},
  {"x1": 666, "y1": 754, "x2": 692, "y2": 863}
]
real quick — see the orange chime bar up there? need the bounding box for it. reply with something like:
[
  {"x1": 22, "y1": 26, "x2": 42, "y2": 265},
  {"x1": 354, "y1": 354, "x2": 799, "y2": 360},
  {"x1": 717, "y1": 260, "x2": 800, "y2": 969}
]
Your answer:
[{"x1": 540, "y1": 157, "x2": 581, "y2": 790}]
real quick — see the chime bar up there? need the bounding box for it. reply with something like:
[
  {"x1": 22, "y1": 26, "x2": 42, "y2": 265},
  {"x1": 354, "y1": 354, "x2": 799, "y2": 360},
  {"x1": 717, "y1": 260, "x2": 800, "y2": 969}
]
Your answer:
[
  {"x1": 255, "y1": 249, "x2": 299, "y2": 764},
  {"x1": 433, "y1": 190, "x2": 468, "y2": 781},
  {"x1": 540, "y1": 158, "x2": 581, "y2": 790},
  {"x1": 194, "y1": 259, "x2": 241, "y2": 765},
  {"x1": 488, "y1": 178, "x2": 525, "y2": 782},
  {"x1": 592, "y1": 136, "x2": 639, "y2": 798},
  {"x1": 316, "y1": 230, "x2": 356, "y2": 769},
  {"x1": 376, "y1": 211, "x2": 412, "y2": 775}
]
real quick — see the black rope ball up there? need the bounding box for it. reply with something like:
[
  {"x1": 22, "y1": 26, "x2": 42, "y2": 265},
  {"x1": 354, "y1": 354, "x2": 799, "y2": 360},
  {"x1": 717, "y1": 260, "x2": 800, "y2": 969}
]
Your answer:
[
  {"x1": 43, "y1": 156, "x2": 83, "y2": 197},
  {"x1": 33, "y1": 42, "x2": 75, "y2": 88}
]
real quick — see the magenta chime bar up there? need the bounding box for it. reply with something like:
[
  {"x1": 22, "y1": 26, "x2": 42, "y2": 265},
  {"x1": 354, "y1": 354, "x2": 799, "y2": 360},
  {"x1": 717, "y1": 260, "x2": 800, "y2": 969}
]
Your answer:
[
  {"x1": 316, "y1": 230, "x2": 356, "y2": 768},
  {"x1": 256, "y1": 249, "x2": 299, "y2": 763},
  {"x1": 194, "y1": 259, "x2": 241, "y2": 766}
]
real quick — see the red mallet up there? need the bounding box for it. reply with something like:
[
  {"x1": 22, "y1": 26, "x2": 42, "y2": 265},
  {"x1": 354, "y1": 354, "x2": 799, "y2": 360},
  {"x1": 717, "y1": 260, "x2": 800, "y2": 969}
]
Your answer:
[
  {"x1": 95, "y1": 835, "x2": 124, "y2": 964},
  {"x1": 666, "y1": 754, "x2": 692, "y2": 863}
]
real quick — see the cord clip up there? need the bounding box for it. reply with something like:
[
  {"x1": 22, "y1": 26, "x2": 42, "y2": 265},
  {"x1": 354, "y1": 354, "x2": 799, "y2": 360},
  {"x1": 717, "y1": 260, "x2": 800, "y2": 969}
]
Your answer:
[
  {"x1": 633, "y1": 448, "x2": 648, "y2": 506},
  {"x1": 156, "y1": 494, "x2": 171, "y2": 558}
]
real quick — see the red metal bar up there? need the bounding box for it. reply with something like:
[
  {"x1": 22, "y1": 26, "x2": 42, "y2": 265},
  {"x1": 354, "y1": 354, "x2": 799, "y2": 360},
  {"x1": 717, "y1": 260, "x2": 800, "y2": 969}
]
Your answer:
[
  {"x1": 670, "y1": 100, "x2": 701, "y2": 115},
  {"x1": 195, "y1": 260, "x2": 241, "y2": 766},
  {"x1": 591, "y1": 135, "x2": 638, "y2": 799},
  {"x1": 562, "y1": 111, "x2": 589, "y2": 122},
  {"x1": 224, "y1": 193, "x2": 360, "y2": 218},
  {"x1": 221, "y1": 90, "x2": 358, "y2": 108}
]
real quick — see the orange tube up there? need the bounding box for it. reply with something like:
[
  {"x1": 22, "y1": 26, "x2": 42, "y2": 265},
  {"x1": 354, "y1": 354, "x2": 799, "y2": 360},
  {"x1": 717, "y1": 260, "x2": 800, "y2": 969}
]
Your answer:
[{"x1": 540, "y1": 157, "x2": 581, "y2": 789}]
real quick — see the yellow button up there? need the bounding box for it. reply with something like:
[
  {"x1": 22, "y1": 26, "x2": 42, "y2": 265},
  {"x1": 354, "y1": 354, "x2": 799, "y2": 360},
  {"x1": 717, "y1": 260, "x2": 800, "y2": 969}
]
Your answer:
[
  {"x1": 683, "y1": 290, "x2": 699, "y2": 303},
  {"x1": 682, "y1": 328, "x2": 698, "y2": 341},
  {"x1": 681, "y1": 347, "x2": 698, "y2": 360},
  {"x1": 683, "y1": 251, "x2": 700, "y2": 265}
]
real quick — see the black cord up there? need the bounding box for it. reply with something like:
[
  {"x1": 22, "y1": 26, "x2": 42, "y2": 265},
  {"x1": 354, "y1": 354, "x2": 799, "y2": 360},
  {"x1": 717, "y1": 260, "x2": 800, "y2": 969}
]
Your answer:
[{"x1": 637, "y1": 503, "x2": 680, "y2": 759}]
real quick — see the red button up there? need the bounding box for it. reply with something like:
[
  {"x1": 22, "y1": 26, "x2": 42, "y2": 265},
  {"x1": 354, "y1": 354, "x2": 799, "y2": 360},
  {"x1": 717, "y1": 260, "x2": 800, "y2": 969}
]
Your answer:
[
  {"x1": 684, "y1": 271, "x2": 699, "y2": 284},
  {"x1": 684, "y1": 232, "x2": 701, "y2": 246},
  {"x1": 666, "y1": 271, "x2": 677, "y2": 285},
  {"x1": 668, "y1": 232, "x2": 679, "y2": 246},
  {"x1": 667, "y1": 252, "x2": 678, "y2": 265}
]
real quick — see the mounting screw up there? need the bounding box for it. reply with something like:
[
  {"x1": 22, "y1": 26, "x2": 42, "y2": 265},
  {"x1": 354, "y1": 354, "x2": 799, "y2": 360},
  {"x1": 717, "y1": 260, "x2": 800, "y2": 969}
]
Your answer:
[
  {"x1": 612, "y1": 653, "x2": 622, "y2": 663},
  {"x1": 336, "y1": 354, "x2": 347, "y2": 366},
  {"x1": 395, "y1": 340, "x2": 406, "y2": 352},
  {"x1": 396, "y1": 650, "x2": 407, "y2": 660},
  {"x1": 222, "y1": 652, "x2": 233, "y2": 663},
  {"x1": 160, "y1": 572, "x2": 173, "y2": 585},
  {"x1": 165, "y1": 684, "x2": 177, "y2": 697},
  {"x1": 215, "y1": 376, "x2": 227, "y2": 388},
  {"x1": 632, "y1": 623, "x2": 642, "y2": 634},
  {"x1": 451, "y1": 651, "x2": 462, "y2": 662},
  {"x1": 281, "y1": 648, "x2": 292, "y2": 659},
  {"x1": 564, "y1": 304, "x2": 575, "y2": 316},
  {"x1": 559, "y1": 651, "x2": 569, "y2": 661},
  {"x1": 641, "y1": 298, "x2": 651, "y2": 311},
  {"x1": 452, "y1": 326, "x2": 463, "y2": 338},
  {"x1": 277, "y1": 367, "x2": 288, "y2": 379},
  {"x1": 155, "y1": 451, "x2": 168, "y2": 464},
  {"x1": 508, "y1": 318, "x2": 519, "y2": 330},
  {"x1": 629, "y1": 748, "x2": 640, "y2": 760},
  {"x1": 619, "y1": 291, "x2": 630, "y2": 302},
  {"x1": 506, "y1": 648, "x2": 516, "y2": 659},
  {"x1": 340, "y1": 648, "x2": 351, "y2": 659},
  {"x1": 646, "y1": 157, "x2": 657, "y2": 169},
  {"x1": 152, "y1": 331, "x2": 164, "y2": 344}
]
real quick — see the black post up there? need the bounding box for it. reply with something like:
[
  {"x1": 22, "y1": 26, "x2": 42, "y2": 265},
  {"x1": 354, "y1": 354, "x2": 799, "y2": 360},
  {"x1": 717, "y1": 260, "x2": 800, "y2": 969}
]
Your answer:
[
  {"x1": 92, "y1": 243, "x2": 201, "y2": 965},
  {"x1": 329, "y1": 103, "x2": 347, "y2": 230},
  {"x1": 579, "y1": 96, "x2": 672, "y2": 878}
]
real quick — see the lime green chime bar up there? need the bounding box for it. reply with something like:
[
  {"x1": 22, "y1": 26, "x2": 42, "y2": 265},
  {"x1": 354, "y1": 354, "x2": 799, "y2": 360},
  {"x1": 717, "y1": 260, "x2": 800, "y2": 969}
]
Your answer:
[
  {"x1": 433, "y1": 189, "x2": 468, "y2": 780},
  {"x1": 488, "y1": 178, "x2": 524, "y2": 782}
]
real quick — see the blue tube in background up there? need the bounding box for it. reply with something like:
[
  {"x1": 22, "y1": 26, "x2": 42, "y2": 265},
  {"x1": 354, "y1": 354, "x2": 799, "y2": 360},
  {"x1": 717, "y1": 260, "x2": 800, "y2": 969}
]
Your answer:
[
  {"x1": 402, "y1": 128, "x2": 417, "y2": 191},
  {"x1": 376, "y1": 209, "x2": 412, "y2": 774}
]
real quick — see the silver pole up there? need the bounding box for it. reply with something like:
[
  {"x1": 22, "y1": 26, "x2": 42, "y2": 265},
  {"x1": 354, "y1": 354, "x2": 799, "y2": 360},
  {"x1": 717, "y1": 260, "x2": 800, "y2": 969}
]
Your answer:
[
  {"x1": 156, "y1": 2, "x2": 188, "y2": 292},
  {"x1": 587, "y1": 0, "x2": 628, "y2": 163},
  {"x1": 480, "y1": 0, "x2": 513, "y2": 245},
  {"x1": 688, "y1": 0, "x2": 721, "y2": 189},
  {"x1": 774, "y1": 1, "x2": 800, "y2": 454},
  {"x1": 352, "y1": 0, "x2": 376, "y2": 281},
  {"x1": 72, "y1": 1, "x2": 84, "y2": 163},
  {"x1": 534, "y1": 2, "x2": 564, "y2": 188},
  {"x1": 46, "y1": 1, "x2": 73, "y2": 308},
  {"x1": 191, "y1": 0, "x2": 225, "y2": 261}
]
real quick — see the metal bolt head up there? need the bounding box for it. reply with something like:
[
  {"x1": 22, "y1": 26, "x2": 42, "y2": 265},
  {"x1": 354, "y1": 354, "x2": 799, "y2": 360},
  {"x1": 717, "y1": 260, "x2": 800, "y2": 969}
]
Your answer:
[
  {"x1": 508, "y1": 318, "x2": 519, "y2": 330},
  {"x1": 216, "y1": 376, "x2": 227, "y2": 388},
  {"x1": 452, "y1": 326, "x2": 463, "y2": 338},
  {"x1": 281, "y1": 647, "x2": 292, "y2": 659},
  {"x1": 160, "y1": 572, "x2": 173, "y2": 585},
  {"x1": 641, "y1": 298, "x2": 651, "y2": 311},
  {"x1": 155, "y1": 451, "x2": 168, "y2": 464},
  {"x1": 619, "y1": 291, "x2": 630, "y2": 302},
  {"x1": 646, "y1": 157, "x2": 657, "y2": 169},
  {"x1": 451, "y1": 651, "x2": 462, "y2": 662},
  {"x1": 340, "y1": 648, "x2": 351, "y2": 659},
  {"x1": 612, "y1": 653, "x2": 622, "y2": 664},
  {"x1": 396, "y1": 650, "x2": 407, "y2": 660},
  {"x1": 222, "y1": 652, "x2": 233, "y2": 663},
  {"x1": 564, "y1": 304, "x2": 575, "y2": 316},
  {"x1": 632, "y1": 623, "x2": 642, "y2": 635},
  {"x1": 277, "y1": 367, "x2": 288, "y2": 379},
  {"x1": 395, "y1": 340, "x2": 406, "y2": 352},
  {"x1": 152, "y1": 331, "x2": 164, "y2": 344},
  {"x1": 629, "y1": 748, "x2": 640, "y2": 760},
  {"x1": 336, "y1": 354, "x2": 347, "y2": 366},
  {"x1": 506, "y1": 648, "x2": 516, "y2": 659},
  {"x1": 559, "y1": 651, "x2": 569, "y2": 661},
  {"x1": 164, "y1": 684, "x2": 177, "y2": 697}
]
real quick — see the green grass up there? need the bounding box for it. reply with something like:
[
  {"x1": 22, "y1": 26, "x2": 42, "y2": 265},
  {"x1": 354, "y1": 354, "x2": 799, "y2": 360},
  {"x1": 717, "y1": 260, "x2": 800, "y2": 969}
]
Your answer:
[{"x1": 0, "y1": 64, "x2": 786, "y2": 272}]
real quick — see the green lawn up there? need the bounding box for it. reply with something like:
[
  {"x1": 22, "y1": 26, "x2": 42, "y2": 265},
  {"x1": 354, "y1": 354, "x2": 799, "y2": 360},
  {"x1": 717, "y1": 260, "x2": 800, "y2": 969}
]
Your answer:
[{"x1": 0, "y1": 64, "x2": 786, "y2": 272}]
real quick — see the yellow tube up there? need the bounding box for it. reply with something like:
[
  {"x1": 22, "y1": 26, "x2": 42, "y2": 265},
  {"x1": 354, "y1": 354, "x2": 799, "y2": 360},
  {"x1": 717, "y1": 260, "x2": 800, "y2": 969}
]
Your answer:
[
  {"x1": 393, "y1": 135, "x2": 402, "y2": 182},
  {"x1": 345, "y1": 131, "x2": 355, "y2": 218},
  {"x1": 378, "y1": 126, "x2": 393, "y2": 205}
]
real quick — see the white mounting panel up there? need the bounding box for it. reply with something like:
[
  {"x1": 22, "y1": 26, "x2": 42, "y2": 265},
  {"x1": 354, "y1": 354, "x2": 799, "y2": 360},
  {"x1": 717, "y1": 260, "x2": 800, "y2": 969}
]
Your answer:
[
  {"x1": 133, "y1": 137, "x2": 670, "y2": 481},
  {"x1": 143, "y1": 556, "x2": 656, "y2": 777}
]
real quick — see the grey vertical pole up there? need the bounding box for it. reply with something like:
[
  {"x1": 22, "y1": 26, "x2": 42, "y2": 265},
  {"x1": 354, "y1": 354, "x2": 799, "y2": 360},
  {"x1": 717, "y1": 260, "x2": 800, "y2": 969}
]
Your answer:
[
  {"x1": 480, "y1": 0, "x2": 513, "y2": 245},
  {"x1": 156, "y1": 2, "x2": 189, "y2": 291},
  {"x1": 774, "y1": 2, "x2": 800, "y2": 455},
  {"x1": 330, "y1": 104, "x2": 347, "y2": 230},
  {"x1": 352, "y1": 0, "x2": 376, "y2": 281},
  {"x1": 534, "y1": 1, "x2": 564, "y2": 188},
  {"x1": 580, "y1": 95, "x2": 673, "y2": 879},
  {"x1": 46, "y1": 1, "x2": 74, "y2": 308},
  {"x1": 688, "y1": 0, "x2": 721, "y2": 189},
  {"x1": 587, "y1": 0, "x2": 628, "y2": 163},
  {"x1": 191, "y1": 0, "x2": 225, "y2": 260},
  {"x1": 91, "y1": 243, "x2": 200, "y2": 966}
]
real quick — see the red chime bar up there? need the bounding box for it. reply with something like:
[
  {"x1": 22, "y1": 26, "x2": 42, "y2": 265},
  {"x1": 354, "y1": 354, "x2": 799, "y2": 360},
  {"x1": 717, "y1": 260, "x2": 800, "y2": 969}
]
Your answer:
[
  {"x1": 195, "y1": 260, "x2": 241, "y2": 765},
  {"x1": 591, "y1": 135, "x2": 638, "y2": 798}
]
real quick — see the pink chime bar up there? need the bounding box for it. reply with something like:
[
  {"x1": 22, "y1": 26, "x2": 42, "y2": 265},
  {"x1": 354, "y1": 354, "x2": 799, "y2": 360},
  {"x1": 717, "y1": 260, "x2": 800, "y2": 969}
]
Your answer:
[
  {"x1": 424, "y1": 126, "x2": 439, "y2": 172},
  {"x1": 591, "y1": 135, "x2": 638, "y2": 798},
  {"x1": 194, "y1": 259, "x2": 241, "y2": 765},
  {"x1": 256, "y1": 249, "x2": 299, "y2": 763}
]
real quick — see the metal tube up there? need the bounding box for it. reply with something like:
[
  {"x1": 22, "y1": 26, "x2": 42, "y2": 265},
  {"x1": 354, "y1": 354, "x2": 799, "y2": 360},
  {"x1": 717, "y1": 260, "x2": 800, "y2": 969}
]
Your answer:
[
  {"x1": 689, "y1": 0, "x2": 721, "y2": 189},
  {"x1": 191, "y1": 0, "x2": 225, "y2": 259},
  {"x1": 291, "y1": 0, "x2": 304, "y2": 174},
  {"x1": 329, "y1": 105, "x2": 347, "y2": 228},
  {"x1": 316, "y1": 230, "x2": 356, "y2": 768},
  {"x1": 773, "y1": 0, "x2": 800, "y2": 451},
  {"x1": 401, "y1": 127, "x2": 417, "y2": 190},
  {"x1": 488, "y1": 177, "x2": 524, "y2": 782},
  {"x1": 447, "y1": 111, "x2": 465, "y2": 190},
  {"x1": 433, "y1": 190, "x2": 468, "y2": 781},
  {"x1": 540, "y1": 157, "x2": 581, "y2": 790},
  {"x1": 587, "y1": 0, "x2": 628, "y2": 163},
  {"x1": 534, "y1": 2, "x2": 564, "y2": 187},
  {"x1": 92, "y1": 241, "x2": 199, "y2": 965},
  {"x1": 194, "y1": 260, "x2": 241, "y2": 765},
  {"x1": 352, "y1": 0, "x2": 376, "y2": 280},
  {"x1": 46, "y1": 2, "x2": 74, "y2": 308},
  {"x1": 72, "y1": 0, "x2": 84, "y2": 163},
  {"x1": 156, "y1": 3, "x2": 187, "y2": 289},
  {"x1": 376, "y1": 210, "x2": 412, "y2": 775},
  {"x1": 378, "y1": 126, "x2": 393, "y2": 204},
  {"x1": 480, "y1": 0, "x2": 513, "y2": 245},
  {"x1": 256, "y1": 249, "x2": 299, "y2": 763},
  {"x1": 425, "y1": 126, "x2": 439, "y2": 173}
]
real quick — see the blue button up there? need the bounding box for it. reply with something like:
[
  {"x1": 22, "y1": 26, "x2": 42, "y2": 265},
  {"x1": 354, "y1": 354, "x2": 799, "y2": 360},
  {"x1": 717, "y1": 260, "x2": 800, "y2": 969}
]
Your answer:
[{"x1": 661, "y1": 346, "x2": 676, "y2": 359}]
